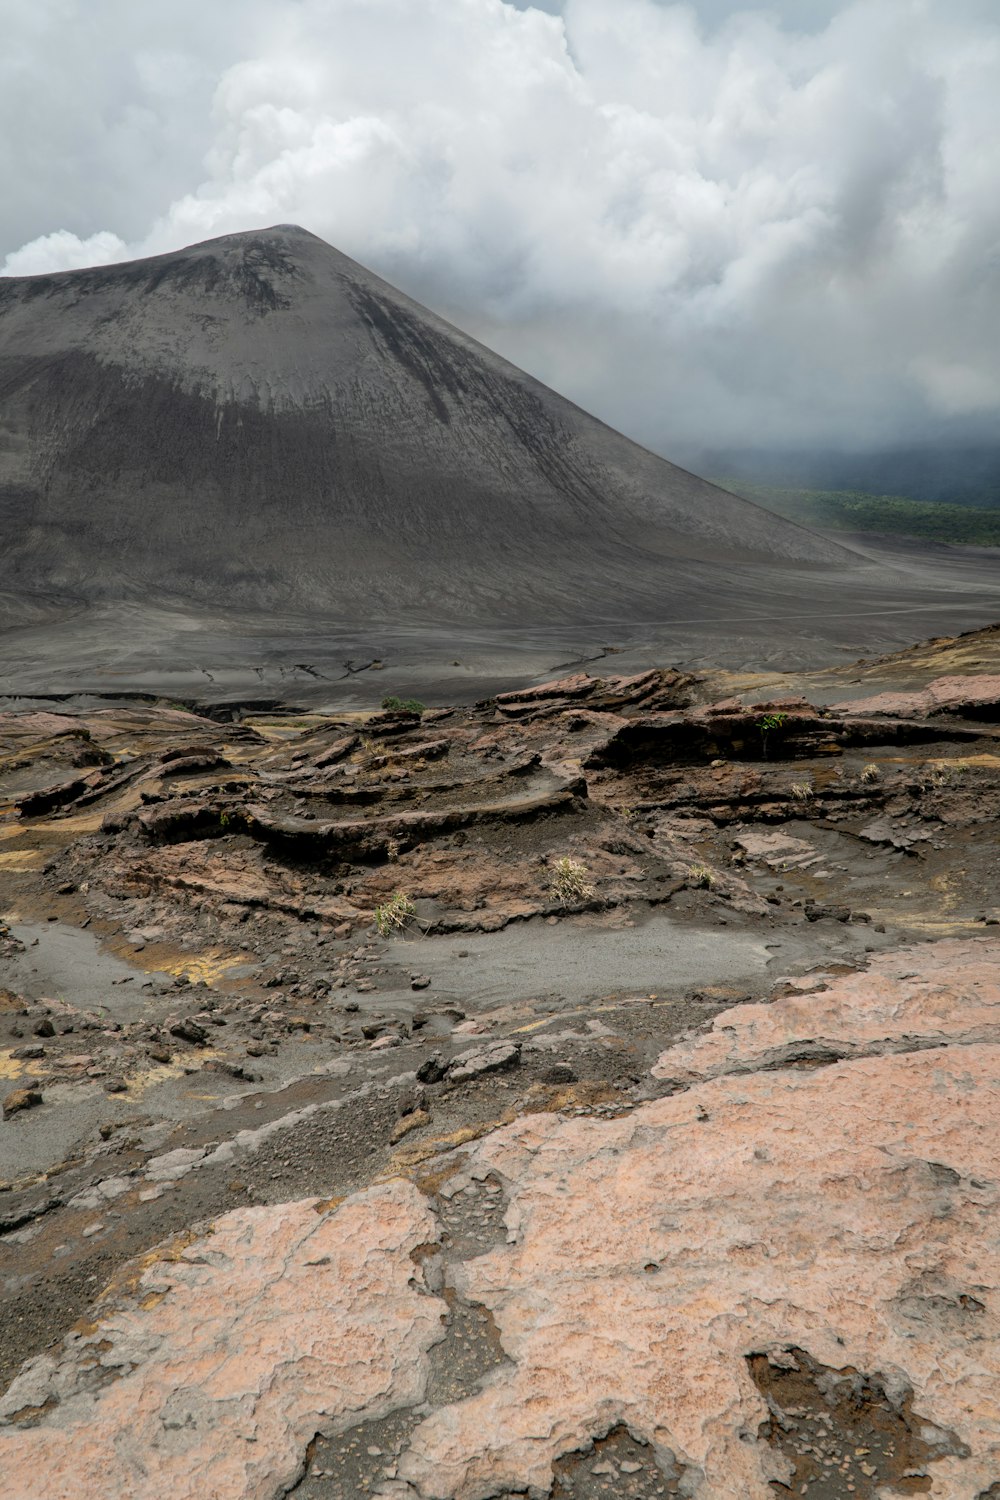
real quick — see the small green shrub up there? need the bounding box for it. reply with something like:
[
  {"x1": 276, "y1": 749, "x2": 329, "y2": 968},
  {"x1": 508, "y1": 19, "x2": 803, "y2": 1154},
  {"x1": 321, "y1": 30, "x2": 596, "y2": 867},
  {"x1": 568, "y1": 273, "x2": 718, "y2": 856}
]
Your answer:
[
  {"x1": 374, "y1": 890, "x2": 416, "y2": 937},
  {"x1": 550, "y1": 857, "x2": 596, "y2": 904},
  {"x1": 757, "y1": 711, "x2": 787, "y2": 760},
  {"x1": 381, "y1": 695, "x2": 425, "y2": 715}
]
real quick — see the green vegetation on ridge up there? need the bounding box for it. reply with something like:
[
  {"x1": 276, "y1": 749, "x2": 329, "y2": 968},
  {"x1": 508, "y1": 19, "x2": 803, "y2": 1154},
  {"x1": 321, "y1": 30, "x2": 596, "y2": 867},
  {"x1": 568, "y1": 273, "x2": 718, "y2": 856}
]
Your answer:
[{"x1": 717, "y1": 482, "x2": 1000, "y2": 548}]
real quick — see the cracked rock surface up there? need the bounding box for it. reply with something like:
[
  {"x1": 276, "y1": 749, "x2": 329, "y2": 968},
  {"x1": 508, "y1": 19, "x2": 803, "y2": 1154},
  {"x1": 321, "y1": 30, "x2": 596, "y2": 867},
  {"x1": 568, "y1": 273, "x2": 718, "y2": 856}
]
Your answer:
[
  {"x1": 390, "y1": 1035, "x2": 1000, "y2": 1499},
  {"x1": 653, "y1": 935, "x2": 1000, "y2": 1082},
  {"x1": 0, "y1": 1181, "x2": 442, "y2": 1499},
  {"x1": 4, "y1": 942, "x2": 1000, "y2": 1498}
]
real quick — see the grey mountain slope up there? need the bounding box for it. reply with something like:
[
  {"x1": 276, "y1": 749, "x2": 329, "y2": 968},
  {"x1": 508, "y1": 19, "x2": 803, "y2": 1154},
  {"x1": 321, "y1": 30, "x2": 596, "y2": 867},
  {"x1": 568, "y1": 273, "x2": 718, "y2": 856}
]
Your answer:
[{"x1": 0, "y1": 224, "x2": 855, "y2": 623}]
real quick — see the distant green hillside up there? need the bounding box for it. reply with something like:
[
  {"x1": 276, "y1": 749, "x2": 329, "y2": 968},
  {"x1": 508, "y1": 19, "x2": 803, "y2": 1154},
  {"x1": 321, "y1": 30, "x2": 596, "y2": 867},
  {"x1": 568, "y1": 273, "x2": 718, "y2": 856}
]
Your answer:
[{"x1": 716, "y1": 483, "x2": 1000, "y2": 548}]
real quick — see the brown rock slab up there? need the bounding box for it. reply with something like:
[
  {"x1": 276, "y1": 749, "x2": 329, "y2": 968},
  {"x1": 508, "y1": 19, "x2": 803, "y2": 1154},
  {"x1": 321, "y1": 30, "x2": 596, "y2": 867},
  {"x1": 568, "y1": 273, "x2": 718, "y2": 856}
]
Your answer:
[
  {"x1": 312, "y1": 734, "x2": 360, "y2": 769},
  {"x1": 2, "y1": 1088, "x2": 42, "y2": 1119},
  {"x1": 168, "y1": 1018, "x2": 208, "y2": 1046},
  {"x1": 494, "y1": 669, "x2": 693, "y2": 718}
]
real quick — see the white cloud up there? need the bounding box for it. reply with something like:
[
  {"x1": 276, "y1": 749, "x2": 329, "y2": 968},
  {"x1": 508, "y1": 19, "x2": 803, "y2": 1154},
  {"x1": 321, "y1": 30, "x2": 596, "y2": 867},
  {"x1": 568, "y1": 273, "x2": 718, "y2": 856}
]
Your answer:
[
  {"x1": 1, "y1": 0, "x2": 998, "y2": 453},
  {"x1": 911, "y1": 357, "x2": 1000, "y2": 418},
  {"x1": 1, "y1": 230, "x2": 129, "y2": 277}
]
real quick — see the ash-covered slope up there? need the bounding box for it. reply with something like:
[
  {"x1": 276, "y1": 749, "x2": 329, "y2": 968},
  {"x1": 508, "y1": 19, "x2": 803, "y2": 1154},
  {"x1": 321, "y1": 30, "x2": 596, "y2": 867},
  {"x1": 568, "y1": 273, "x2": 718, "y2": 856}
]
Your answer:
[{"x1": 0, "y1": 224, "x2": 851, "y2": 621}]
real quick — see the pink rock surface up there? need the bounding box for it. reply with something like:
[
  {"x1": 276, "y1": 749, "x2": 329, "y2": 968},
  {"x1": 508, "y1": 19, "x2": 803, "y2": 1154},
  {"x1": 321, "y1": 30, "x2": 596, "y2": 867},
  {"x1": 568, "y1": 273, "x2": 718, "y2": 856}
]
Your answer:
[
  {"x1": 7, "y1": 947, "x2": 1000, "y2": 1499},
  {"x1": 0, "y1": 711, "x2": 81, "y2": 737},
  {"x1": 0, "y1": 1182, "x2": 443, "y2": 1500},
  {"x1": 836, "y1": 673, "x2": 1000, "y2": 717},
  {"x1": 652, "y1": 936, "x2": 1000, "y2": 1084},
  {"x1": 396, "y1": 1047, "x2": 1000, "y2": 1499}
]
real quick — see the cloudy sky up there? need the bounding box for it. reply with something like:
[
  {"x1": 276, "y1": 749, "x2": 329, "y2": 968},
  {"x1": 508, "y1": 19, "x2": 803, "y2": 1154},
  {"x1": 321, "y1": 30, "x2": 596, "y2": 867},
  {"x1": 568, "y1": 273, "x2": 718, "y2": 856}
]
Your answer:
[{"x1": 2, "y1": 0, "x2": 998, "y2": 458}]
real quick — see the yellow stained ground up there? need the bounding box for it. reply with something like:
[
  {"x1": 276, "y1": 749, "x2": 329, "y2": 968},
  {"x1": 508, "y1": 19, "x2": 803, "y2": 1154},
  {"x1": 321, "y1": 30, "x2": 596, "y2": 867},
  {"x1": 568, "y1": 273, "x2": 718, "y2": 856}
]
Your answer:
[{"x1": 0, "y1": 849, "x2": 43, "y2": 871}]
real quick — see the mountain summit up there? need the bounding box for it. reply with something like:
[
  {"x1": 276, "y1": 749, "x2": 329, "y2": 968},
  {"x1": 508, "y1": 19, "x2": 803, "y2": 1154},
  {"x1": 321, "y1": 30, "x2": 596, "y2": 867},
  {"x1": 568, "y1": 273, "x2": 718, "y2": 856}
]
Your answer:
[{"x1": 0, "y1": 224, "x2": 849, "y2": 620}]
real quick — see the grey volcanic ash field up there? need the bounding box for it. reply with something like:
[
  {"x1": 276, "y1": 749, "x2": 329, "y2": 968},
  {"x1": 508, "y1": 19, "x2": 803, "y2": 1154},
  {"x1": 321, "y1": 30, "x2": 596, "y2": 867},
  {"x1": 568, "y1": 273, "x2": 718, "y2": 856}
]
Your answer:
[{"x1": 1, "y1": 224, "x2": 998, "y2": 705}]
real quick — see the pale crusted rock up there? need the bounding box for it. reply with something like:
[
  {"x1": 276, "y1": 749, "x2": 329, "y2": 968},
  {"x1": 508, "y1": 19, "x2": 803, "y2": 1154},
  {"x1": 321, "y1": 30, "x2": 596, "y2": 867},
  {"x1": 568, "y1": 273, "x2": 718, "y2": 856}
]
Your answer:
[
  {"x1": 144, "y1": 1147, "x2": 207, "y2": 1183},
  {"x1": 653, "y1": 936, "x2": 1000, "y2": 1083},
  {"x1": 394, "y1": 1047, "x2": 1000, "y2": 1499},
  {"x1": 0, "y1": 1182, "x2": 443, "y2": 1499},
  {"x1": 446, "y1": 1039, "x2": 520, "y2": 1083},
  {"x1": 855, "y1": 815, "x2": 933, "y2": 849},
  {"x1": 836, "y1": 673, "x2": 1000, "y2": 718},
  {"x1": 67, "y1": 1178, "x2": 131, "y2": 1211},
  {"x1": 732, "y1": 828, "x2": 822, "y2": 869}
]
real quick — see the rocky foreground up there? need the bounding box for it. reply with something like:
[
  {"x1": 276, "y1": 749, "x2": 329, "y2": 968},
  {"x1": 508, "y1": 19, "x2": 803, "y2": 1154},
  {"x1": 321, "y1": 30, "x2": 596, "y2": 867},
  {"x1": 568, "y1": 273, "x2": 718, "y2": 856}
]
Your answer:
[{"x1": 2, "y1": 627, "x2": 1000, "y2": 1497}]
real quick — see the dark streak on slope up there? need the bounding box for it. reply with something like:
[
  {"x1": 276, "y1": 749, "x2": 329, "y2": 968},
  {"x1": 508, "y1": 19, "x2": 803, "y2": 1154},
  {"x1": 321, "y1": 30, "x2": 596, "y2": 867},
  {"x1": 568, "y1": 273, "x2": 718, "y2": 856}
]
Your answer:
[{"x1": 349, "y1": 283, "x2": 456, "y2": 425}]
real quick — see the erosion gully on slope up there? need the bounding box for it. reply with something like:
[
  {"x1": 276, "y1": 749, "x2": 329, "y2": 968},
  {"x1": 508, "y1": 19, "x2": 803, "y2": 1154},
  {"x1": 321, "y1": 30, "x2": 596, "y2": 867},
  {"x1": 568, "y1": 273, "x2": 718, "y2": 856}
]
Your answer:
[{"x1": 1, "y1": 628, "x2": 1000, "y2": 1497}]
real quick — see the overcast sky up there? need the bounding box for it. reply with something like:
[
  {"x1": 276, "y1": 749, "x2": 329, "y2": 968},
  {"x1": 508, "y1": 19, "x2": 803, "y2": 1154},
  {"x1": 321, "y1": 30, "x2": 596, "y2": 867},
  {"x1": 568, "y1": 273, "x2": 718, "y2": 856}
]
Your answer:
[{"x1": 2, "y1": 0, "x2": 998, "y2": 457}]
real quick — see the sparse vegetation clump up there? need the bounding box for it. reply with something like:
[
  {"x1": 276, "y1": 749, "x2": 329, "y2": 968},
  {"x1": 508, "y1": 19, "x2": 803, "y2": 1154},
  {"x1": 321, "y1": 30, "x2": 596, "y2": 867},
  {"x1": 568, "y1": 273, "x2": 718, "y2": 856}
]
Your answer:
[
  {"x1": 381, "y1": 695, "x2": 426, "y2": 715},
  {"x1": 789, "y1": 782, "x2": 812, "y2": 801},
  {"x1": 757, "y1": 711, "x2": 787, "y2": 759},
  {"x1": 860, "y1": 763, "x2": 882, "y2": 784},
  {"x1": 550, "y1": 857, "x2": 596, "y2": 904},
  {"x1": 926, "y1": 761, "x2": 973, "y2": 789},
  {"x1": 689, "y1": 865, "x2": 717, "y2": 889},
  {"x1": 374, "y1": 890, "x2": 416, "y2": 937}
]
